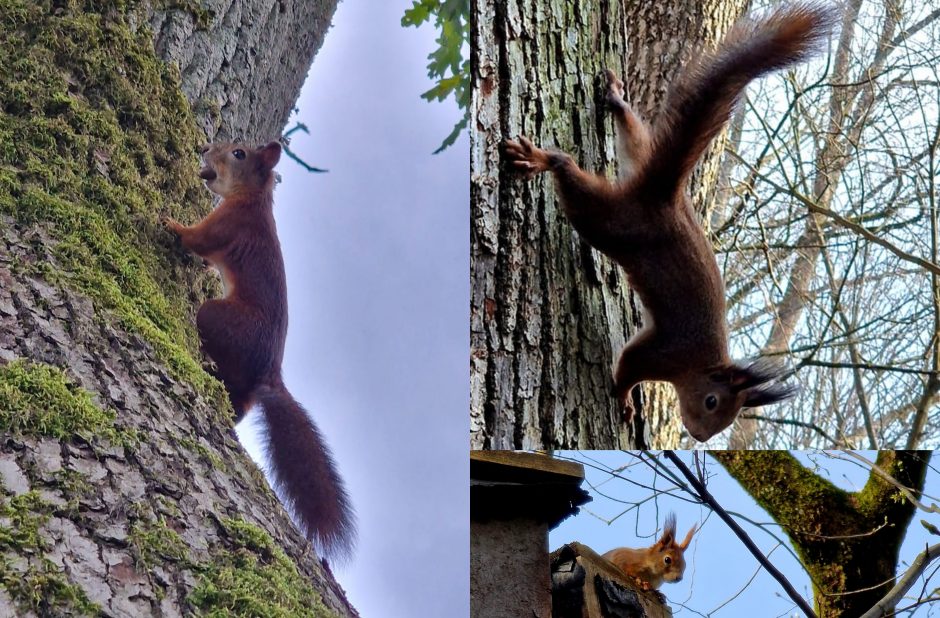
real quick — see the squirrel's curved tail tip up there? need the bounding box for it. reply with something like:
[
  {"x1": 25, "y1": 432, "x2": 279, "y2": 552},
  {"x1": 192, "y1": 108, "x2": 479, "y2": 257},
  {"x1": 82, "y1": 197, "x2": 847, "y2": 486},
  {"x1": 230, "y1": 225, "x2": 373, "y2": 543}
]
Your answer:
[
  {"x1": 730, "y1": 1, "x2": 841, "y2": 65},
  {"x1": 755, "y1": 2, "x2": 841, "y2": 49},
  {"x1": 255, "y1": 384, "x2": 357, "y2": 563}
]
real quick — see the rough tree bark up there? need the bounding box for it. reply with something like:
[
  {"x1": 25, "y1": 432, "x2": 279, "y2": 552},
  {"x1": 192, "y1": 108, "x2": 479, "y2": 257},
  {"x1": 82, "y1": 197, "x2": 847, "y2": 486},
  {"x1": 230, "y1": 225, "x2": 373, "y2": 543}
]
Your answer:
[
  {"x1": 146, "y1": 0, "x2": 335, "y2": 144},
  {"x1": 714, "y1": 451, "x2": 930, "y2": 617},
  {"x1": 470, "y1": 0, "x2": 747, "y2": 449},
  {"x1": 0, "y1": 2, "x2": 355, "y2": 616}
]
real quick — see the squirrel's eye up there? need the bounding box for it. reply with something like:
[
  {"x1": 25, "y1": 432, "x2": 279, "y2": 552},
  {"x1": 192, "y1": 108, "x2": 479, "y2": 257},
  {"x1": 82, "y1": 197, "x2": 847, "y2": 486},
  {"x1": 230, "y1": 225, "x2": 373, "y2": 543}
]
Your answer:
[
  {"x1": 664, "y1": 556, "x2": 672, "y2": 565},
  {"x1": 232, "y1": 149, "x2": 246, "y2": 160},
  {"x1": 705, "y1": 394, "x2": 718, "y2": 411}
]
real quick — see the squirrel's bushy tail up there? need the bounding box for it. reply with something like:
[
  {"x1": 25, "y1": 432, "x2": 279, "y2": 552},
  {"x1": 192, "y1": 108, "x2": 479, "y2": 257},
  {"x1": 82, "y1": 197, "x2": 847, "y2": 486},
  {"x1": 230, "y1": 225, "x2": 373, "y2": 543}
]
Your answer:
[
  {"x1": 256, "y1": 384, "x2": 356, "y2": 562},
  {"x1": 645, "y1": 2, "x2": 838, "y2": 192}
]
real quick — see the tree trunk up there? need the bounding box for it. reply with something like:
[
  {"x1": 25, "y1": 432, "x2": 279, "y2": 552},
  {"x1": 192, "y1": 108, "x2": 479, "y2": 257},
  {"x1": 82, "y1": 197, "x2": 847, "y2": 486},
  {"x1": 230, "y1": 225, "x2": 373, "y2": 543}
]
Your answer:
[
  {"x1": 470, "y1": 0, "x2": 747, "y2": 449},
  {"x1": 146, "y1": 0, "x2": 336, "y2": 144},
  {"x1": 714, "y1": 451, "x2": 929, "y2": 617},
  {"x1": 0, "y1": 2, "x2": 355, "y2": 616}
]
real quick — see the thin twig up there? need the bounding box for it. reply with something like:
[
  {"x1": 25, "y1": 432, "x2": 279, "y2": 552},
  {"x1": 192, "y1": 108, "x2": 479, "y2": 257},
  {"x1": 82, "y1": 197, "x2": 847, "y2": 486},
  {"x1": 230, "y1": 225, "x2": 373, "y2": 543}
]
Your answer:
[
  {"x1": 280, "y1": 122, "x2": 328, "y2": 173},
  {"x1": 739, "y1": 413, "x2": 841, "y2": 446},
  {"x1": 797, "y1": 359, "x2": 939, "y2": 377},
  {"x1": 858, "y1": 543, "x2": 940, "y2": 618},
  {"x1": 663, "y1": 451, "x2": 818, "y2": 618}
]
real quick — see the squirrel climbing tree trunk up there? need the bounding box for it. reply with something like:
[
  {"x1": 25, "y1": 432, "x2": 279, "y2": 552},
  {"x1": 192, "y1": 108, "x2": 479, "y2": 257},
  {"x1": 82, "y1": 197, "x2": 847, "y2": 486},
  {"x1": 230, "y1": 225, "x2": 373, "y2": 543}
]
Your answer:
[
  {"x1": 470, "y1": 0, "x2": 747, "y2": 449},
  {"x1": 0, "y1": 2, "x2": 356, "y2": 616}
]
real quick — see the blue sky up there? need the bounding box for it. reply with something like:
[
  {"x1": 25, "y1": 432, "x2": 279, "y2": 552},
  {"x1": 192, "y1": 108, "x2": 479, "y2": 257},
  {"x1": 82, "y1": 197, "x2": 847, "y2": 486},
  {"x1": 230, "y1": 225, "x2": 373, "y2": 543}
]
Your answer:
[
  {"x1": 233, "y1": 2, "x2": 468, "y2": 616},
  {"x1": 550, "y1": 451, "x2": 940, "y2": 617}
]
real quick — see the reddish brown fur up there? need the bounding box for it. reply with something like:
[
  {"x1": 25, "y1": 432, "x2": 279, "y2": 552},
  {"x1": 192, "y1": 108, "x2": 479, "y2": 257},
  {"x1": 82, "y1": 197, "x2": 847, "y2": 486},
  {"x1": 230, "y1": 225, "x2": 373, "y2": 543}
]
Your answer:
[
  {"x1": 602, "y1": 513, "x2": 697, "y2": 590},
  {"x1": 165, "y1": 141, "x2": 355, "y2": 561},
  {"x1": 505, "y1": 2, "x2": 835, "y2": 441}
]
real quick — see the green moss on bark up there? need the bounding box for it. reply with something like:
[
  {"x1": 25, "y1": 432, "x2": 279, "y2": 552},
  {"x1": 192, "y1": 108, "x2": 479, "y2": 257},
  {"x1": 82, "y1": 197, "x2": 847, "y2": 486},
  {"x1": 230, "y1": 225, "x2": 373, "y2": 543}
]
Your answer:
[
  {"x1": 129, "y1": 515, "x2": 190, "y2": 568},
  {"x1": 158, "y1": 1, "x2": 214, "y2": 30},
  {"x1": 0, "y1": 360, "x2": 137, "y2": 447},
  {"x1": 0, "y1": 0, "x2": 228, "y2": 413},
  {"x1": 188, "y1": 518, "x2": 336, "y2": 618},
  {"x1": 178, "y1": 435, "x2": 227, "y2": 471},
  {"x1": 714, "y1": 451, "x2": 928, "y2": 617},
  {"x1": 0, "y1": 491, "x2": 100, "y2": 616}
]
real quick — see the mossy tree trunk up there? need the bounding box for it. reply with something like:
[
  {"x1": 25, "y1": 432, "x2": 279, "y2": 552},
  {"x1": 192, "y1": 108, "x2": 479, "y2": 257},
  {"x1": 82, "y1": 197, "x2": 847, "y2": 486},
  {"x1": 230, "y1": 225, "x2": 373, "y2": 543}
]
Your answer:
[
  {"x1": 0, "y1": 2, "x2": 355, "y2": 616},
  {"x1": 714, "y1": 451, "x2": 930, "y2": 617},
  {"x1": 470, "y1": 0, "x2": 747, "y2": 449}
]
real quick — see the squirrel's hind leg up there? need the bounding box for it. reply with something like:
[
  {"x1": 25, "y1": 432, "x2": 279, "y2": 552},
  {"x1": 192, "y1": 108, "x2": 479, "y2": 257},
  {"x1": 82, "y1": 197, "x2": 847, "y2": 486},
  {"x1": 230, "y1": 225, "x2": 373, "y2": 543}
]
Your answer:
[
  {"x1": 602, "y1": 69, "x2": 652, "y2": 181},
  {"x1": 196, "y1": 299, "x2": 268, "y2": 422}
]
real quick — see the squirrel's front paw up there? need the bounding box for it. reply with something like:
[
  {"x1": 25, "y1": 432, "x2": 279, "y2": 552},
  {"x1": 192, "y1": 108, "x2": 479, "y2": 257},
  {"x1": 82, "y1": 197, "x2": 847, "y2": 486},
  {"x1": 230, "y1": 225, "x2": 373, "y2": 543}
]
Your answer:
[
  {"x1": 163, "y1": 216, "x2": 184, "y2": 236},
  {"x1": 504, "y1": 136, "x2": 551, "y2": 179},
  {"x1": 610, "y1": 379, "x2": 636, "y2": 423},
  {"x1": 603, "y1": 68, "x2": 627, "y2": 110}
]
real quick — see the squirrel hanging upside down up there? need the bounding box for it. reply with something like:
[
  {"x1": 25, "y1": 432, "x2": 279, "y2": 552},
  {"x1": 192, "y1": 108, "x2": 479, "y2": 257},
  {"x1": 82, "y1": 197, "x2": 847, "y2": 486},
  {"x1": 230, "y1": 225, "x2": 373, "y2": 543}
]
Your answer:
[
  {"x1": 505, "y1": 2, "x2": 837, "y2": 441},
  {"x1": 165, "y1": 141, "x2": 355, "y2": 561}
]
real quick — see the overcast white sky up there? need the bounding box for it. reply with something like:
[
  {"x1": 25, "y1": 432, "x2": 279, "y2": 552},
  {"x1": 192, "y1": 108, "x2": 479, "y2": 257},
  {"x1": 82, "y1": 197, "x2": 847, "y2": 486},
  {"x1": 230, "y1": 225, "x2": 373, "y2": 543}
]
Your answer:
[
  {"x1": 234, "y1": 1, "x2": 469, "y2": 616},
  {"x1": 550, "y1": 451, "x2": 940, "y2": 617}
]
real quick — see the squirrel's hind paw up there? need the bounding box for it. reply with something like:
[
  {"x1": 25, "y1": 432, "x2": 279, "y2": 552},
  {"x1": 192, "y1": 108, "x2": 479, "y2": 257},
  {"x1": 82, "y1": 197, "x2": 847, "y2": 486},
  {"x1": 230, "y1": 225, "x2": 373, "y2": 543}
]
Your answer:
[
  {"x1": 504, "y1": 137, "x2": 551, "y2": 179},
  {"x1": 602, "y1": 68, "x2": 628, "y2": 111}
]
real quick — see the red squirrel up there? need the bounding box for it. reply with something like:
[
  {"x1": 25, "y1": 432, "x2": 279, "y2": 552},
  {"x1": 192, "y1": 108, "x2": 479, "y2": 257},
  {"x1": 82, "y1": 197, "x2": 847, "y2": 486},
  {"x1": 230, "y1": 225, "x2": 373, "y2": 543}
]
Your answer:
[
  {"x1": 505, "y1": 3, "x2": 837, "y2": 441},
  {"x1": 165, "y1": 141, "x2": 355, "y2": 561},
  {"x1": 602, "y1": 513, "x2": 696, "y2": 590}
]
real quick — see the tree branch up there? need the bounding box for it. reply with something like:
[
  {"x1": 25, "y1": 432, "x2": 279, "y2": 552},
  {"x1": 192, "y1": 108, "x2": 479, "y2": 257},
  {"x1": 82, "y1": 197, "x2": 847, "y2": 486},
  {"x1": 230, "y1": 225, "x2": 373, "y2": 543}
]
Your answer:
[
  {"x1": 662, "y1": 451, "x2": 818, "y2": 618},
  {"x1": 738, "y1": 413, "x2": 842, "y2": 446},
  {"x1": 750, "y1": 169, "x2": 940, "y2": 276},
  {"x1": 858, "y1": 542, "x2": 940, "y2": 618},
  {"x1": 280, "y1": 122, "x2": 328, "y2": 173},
  {"x1": 797, "y1": 359, "x2": 939, "y2": 377}
]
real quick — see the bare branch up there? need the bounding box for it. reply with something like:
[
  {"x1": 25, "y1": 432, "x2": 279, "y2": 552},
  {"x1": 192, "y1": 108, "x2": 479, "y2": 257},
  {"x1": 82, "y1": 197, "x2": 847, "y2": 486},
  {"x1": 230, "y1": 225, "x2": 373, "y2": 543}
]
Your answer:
[
  {"x1": 662, "y1": 451, "x2": 818, "y2": 618},
  {"x1": 858, "y1": 542, "x2": 940, "y2": 618}
]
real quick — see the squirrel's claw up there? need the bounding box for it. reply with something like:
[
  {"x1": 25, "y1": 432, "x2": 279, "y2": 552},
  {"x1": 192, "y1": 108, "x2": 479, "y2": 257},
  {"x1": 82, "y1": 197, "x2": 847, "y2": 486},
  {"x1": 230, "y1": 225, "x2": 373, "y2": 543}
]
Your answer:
[
  {"x1": 610, "y1": 379, "x2": 637, "y2": 424},
  {"x1": 504, "y1": 136, "x2": 550, "y2": 179}
]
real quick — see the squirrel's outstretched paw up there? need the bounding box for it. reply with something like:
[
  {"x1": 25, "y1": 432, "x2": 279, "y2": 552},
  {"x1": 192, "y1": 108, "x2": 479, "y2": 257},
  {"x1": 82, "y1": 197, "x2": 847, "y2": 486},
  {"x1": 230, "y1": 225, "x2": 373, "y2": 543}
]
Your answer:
[
  {"x1": 200, "y1": 356, "x2": 219, "y2": 377},
  {"x1": 623, "y1": 403, "x2": 636, "y2": 425},
  {"x1": 504, "y1": 136, "x2": 551, "y2": 179}
]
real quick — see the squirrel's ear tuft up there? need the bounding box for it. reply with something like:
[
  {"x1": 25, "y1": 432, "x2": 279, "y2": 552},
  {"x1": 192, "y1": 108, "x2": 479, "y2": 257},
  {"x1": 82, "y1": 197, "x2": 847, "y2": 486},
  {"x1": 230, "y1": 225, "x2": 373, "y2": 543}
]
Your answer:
[
  {"x1": 729, "y1": 358, "x2": 798, "y2": 407},
  {"x1": 743, "y1": 382, "x2": 799, "y2": 408},
  {"x1": 728, "y1": 358, "x2": 787, "y2": 392},
  {"x1": 658, "y1": 512, "x2": 677, "y2": 546},
  {"x1": 258, "y1": 141, "x2": 282, "y2": 169}
]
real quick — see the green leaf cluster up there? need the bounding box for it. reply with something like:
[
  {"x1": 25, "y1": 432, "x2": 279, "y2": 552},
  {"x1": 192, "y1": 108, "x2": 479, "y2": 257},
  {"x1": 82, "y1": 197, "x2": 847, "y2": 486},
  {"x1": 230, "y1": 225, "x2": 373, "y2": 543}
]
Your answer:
[{"x1": 402, "y1": 0, "x2": 469, "y2": 153}]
